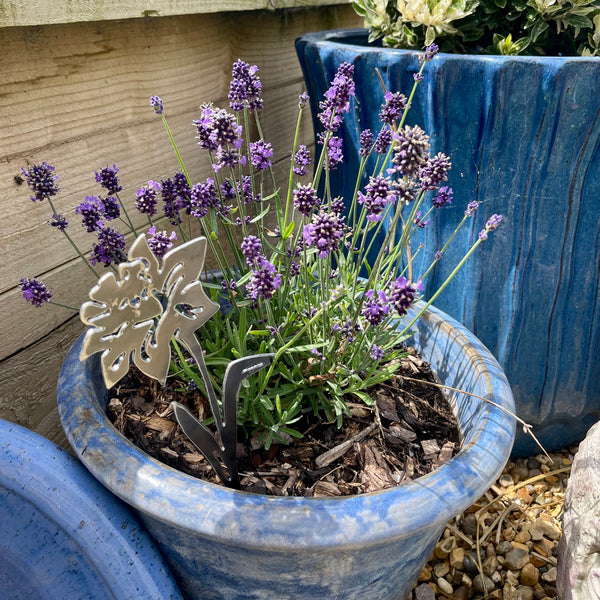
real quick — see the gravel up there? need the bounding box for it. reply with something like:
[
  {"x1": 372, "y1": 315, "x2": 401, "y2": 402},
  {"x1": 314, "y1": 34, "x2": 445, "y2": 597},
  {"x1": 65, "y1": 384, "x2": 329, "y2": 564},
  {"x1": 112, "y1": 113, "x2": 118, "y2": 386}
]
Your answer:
[{"x1": 409, "y1": 447, "x2": 574, "y2": 600}]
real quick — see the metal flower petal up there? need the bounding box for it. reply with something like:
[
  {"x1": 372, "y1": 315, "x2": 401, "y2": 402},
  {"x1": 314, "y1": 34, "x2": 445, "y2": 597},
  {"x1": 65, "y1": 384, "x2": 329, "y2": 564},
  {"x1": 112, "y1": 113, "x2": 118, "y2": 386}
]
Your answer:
[{"x1": 80, "y1": 234, "x2": 219, "y2": 388}]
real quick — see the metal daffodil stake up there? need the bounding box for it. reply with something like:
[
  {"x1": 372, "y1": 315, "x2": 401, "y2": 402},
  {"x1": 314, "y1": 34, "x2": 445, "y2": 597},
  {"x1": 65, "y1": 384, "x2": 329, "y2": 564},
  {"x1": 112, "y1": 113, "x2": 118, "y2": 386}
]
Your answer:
[{"x1": 79, "y1": 233, "x2": 273, "y2": 488}]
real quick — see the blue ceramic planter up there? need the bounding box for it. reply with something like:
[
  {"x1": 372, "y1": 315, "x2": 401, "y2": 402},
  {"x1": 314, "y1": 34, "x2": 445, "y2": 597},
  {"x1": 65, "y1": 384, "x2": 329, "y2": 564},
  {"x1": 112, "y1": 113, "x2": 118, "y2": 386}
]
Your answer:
[
  {"x1": 295, "y1": 29, "x2": 600, "y2": 455},
  {"x1": 0, "y1": 418, "x2": 182, "y2": 600},
  {"x1": 58, "y1": 303, "x2": 515, "y2": 600}
]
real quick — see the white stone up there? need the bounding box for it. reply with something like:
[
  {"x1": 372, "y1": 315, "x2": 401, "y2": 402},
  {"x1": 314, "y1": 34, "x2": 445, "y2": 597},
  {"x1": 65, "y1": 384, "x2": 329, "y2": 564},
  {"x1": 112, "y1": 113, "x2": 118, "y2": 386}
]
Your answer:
[{"x1": 557, "y1": 420, "x2": 600, "y2": 599}]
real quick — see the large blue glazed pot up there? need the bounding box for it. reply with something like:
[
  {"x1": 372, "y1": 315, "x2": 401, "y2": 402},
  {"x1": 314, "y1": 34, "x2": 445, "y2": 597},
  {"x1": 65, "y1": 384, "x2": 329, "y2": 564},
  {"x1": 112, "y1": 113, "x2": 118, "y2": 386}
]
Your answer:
[
  {"x1": 57, "y1": 303, "x2": 515, "y2": 600},
  {"x1": 0, "y1": 418, "x2": 182, "y2": 600},
  {"x1": 295, "y1": 29, "x2": 600, "y2": 455}
]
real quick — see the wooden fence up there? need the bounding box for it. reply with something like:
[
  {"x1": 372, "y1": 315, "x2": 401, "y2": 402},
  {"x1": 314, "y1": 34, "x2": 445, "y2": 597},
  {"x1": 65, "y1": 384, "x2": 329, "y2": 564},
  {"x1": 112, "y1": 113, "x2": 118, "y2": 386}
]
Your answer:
[{"x1": 0, "y1": 1, "x2": 362, "y2": 445}]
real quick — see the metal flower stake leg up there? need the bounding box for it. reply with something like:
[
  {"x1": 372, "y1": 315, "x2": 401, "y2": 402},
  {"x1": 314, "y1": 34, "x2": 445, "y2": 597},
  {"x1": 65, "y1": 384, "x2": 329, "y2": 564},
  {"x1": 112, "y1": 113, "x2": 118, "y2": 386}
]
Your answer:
[{"x1": 79, "y1": 233, "x2": 273, "y2": 488}]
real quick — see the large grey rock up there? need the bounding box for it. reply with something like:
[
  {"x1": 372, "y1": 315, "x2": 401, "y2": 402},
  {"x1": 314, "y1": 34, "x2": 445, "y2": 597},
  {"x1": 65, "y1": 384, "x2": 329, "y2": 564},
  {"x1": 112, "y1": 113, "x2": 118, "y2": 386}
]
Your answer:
[{"x1": 557, "y1": 420, "x2": 600, "y2": 599}]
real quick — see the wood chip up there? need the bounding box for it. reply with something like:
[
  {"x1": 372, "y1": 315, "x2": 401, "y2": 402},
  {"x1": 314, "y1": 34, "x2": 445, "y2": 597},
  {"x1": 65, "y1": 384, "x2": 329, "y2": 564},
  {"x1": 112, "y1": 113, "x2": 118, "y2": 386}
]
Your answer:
[{"x1": 314, "y1": 423, "x2": 377, "y2": 469}]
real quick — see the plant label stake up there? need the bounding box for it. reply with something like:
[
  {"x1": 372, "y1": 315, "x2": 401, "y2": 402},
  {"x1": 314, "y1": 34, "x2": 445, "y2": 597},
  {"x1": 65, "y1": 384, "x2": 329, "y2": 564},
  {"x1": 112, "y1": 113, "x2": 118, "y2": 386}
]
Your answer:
[{"x1": 80, "y1": 233, "x2": 274, "y2": 488}]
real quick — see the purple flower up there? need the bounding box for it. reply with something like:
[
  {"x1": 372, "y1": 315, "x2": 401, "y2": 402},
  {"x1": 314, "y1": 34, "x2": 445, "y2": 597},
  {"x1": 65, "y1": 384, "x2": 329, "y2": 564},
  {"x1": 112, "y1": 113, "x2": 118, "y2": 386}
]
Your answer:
[
  {"x1": 370, "y1": 344, "x2": 384, "y2": 361},
  {"x1": 359, "y1": 129, "x2": 374, "y2": 156},
  {"x1": 20, "y1": 277, "x2": 52, "y2": 307},
  {"x1": 22, "y1": 162, "x2": 60, "y2": 202},
  {"x1": 228, "y1": 60, "x2": 263, "y2": 111},
  {"x1": 292, "y1": 145, "x2": 312, "y2": 176},
  {"x1": 298, "y1": 92, "x2": 309, "y2": 109},
  {"x1": 413, "y1": 72, "x2": 424, "y2": 82},
  {"x1": 330, "y1": 197, "x2": 345, "y2": 215},
  {"x1": 75, "y1": 196, "x2": 104, "y2": 232},
  {"x1": 303, "y1": 209, "x2": 345, "y2": 258},
  {"x1": 391, "y1": 125, "x2": 430, "y2": 177},
  {"x1": 326, "y1": 136, "x2": 343, "y2": 170},
  {"x1": 194, "y1": 104, "x2": 243, "y2": 152},
  {"x1": 289, "y1": 261, "x2": 300, "y2": 277},
  {"x1": 414, "y1": 211, "x2": 430, "y2": 228},
  {"x1": 246, "y1": 258, "x2": 282, "y2": 300},
  {"x1": 220, "y1": 179, "x2": 237, "y2": 201},
  {"x1": 374, "y1": 129, "x2": 392, "y2": 154},
  {"x1": 220, "y1": 279, "x2": 237, "y2": 291},
  {"x1": 379, "y1": 91, "x2": 407, "y2": 125},
  {"x1": 95, "y1": 165, "x2": 122, "y2": 195},
  {"x1": 358, "y1": 175, "x2": 396, "y2": 222},
  {"x1": 361, "y1": 289, "x2": 391, "y2": 327},
  {"x1": 424, "y1": 43, "x2": 439, "y2": 61},
  {"x1": 101, "y1": 196, "x2": 120, "y2": 220},
  {"x1": 393, "y1": 179, "x2": 417, "y2": 205},
  {"x1": 150, "y1": 96, "x2": 164, "y2": 114},
  {"x1": 465, "y1": 201, "x2": 479, "y2": 216},
  {"x1": 317, "y1": 62, "x2": 355, "y2": 132},
  {"x1": 173, "y1": 172, "x2": 192, "y2": 215},
  {"x1": 190, "y1": 178, "x2": 218, "y2": 219},
  {"x1": 160, "y1": 177, "x2": 181, "y2": 225},
  {"x1": 332, "y1": 319, "x2": 361, "y2": 343},
  {"x1": 136, "y1": 180, "x2": 160, "y2": 216},
  {"x1": 241, "y1": 235, "x2": 263, "y2": 266},
  {"x1": 293, "y1": 184, "x2": 320, "y2": 217},
  {"x1": 50, "y1": 214, "x2": 68, "y2": 231},
  {"x1": 479, "y1": 214, "x2": 503, "y2": 240},
  {"x1": 434, "y1": 250, "x2": 443, "y2": 261},
  {"x1": 147, "y1": 226, "x2": 177, "y2": 259},
  {"x1": 419, "y1": 153, "x2": 451, "y2": 190},
  {"x1": 212, "y1": 146, "x2": 245, "y2": 172},
  {"x1": 388, "y1": 276, "x2": 423, "y2": 317},
  {"x1": 250, "y1": 139, "x2": 273, "y2": 171},
  {"x1": 89, "y1": 226, "x2": 127, "y2": 267},
  {"x1": 244, "y1": 175, "x2": 259, "y2": 204},
  {"x1": 432, "y1": 186, "x2": 453, "y2": 208}
]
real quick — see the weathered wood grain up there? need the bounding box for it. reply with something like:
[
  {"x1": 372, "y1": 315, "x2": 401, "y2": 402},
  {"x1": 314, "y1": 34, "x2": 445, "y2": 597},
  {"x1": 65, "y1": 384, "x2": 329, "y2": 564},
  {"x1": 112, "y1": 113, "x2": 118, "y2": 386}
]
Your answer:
[
  {"x1": 0, "y1": 5, "x2": 362, "y2": 439},
  {"x1": 0, "y1": 1, "x2": 352, "y2": 28}
]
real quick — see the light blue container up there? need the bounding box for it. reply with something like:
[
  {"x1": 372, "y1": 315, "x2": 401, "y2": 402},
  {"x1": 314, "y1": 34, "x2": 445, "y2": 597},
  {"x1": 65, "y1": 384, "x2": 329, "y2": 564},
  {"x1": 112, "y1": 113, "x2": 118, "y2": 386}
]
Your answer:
[
  {"x1": 58, "y1": 303, "x2": 515, "y2": 600},
  {"x1": 0, "y1": 418, "x2": 182, "y2": 600},
  {"x1": 296, "y1": 30, "x2": 600, "y2": 455}
]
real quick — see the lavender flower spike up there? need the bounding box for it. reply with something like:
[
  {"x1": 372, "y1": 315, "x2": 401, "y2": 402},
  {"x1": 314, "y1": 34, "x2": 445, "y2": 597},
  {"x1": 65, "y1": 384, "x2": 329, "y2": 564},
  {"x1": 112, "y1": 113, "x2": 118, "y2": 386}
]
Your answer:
[
  {"x1": 19, "y1": 277, "x2": 52, "y2": 307},
  {"x1": 150, "y1": 96, "x2": 164, "y2": 114},
  {"x1": 303, "y1": 209, "x2": 345, "y2": 258},
  {"x1": 136, "y1": 180, "x2": 160, "y2": 216},
  {"x1": 479, "y1": 214, "x2": 503, "y2": 240},
  {"x1": 241, "y1": 235, "x2": 264, "y2": 266},
  {"x1": 22, "y1": 162, "x2": 60, "y2": 202},
  {"x1": 147, "y1": 226, "x2": 177, "y2": 259},
  {"x1": 95, "y1": 165, "x2": 122, "y2": 194},
  {"x1": 246, "y1": 258, "x2": 282, "y2": 300},
  {"x1": 75, "y1": 196, "x2": 104, "y2": 233}
]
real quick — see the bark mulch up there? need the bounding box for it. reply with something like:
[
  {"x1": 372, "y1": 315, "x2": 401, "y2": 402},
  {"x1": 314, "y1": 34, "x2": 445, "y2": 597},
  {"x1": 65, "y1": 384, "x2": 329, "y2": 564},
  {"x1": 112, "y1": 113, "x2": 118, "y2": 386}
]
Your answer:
[{"x1": 107, "y1": 346, "x2": 460, "y2": 496}]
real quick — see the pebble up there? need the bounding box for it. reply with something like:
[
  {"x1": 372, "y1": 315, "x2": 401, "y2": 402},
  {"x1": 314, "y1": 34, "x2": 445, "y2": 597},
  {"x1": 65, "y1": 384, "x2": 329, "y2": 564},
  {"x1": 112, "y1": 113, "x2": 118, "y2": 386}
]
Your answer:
[
  {"x1": 504, "y1": 547, "x2": 530, "y2": 570},
  {"x1": 436, "y1": 577, "x2": 453, "y2": 595},
  {"x1": 520, "y1": 562, "x2": 540, "y2": 585},
  {"x1": 407, "y1": 447, "x2": 572, "y2": 600},
  {"x1": 414, "y1": 583, "x2": 435, "y2": 600},
  {"x1": 473, "y1": 573, "x2": 495, "y2": 594}
]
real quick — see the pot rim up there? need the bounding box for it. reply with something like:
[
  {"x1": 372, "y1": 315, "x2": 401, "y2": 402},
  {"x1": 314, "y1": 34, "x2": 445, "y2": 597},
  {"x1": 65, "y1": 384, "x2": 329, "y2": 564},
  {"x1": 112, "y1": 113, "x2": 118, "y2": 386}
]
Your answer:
[
  {"x1": 297, "y1": 28, "x2": 600, "y2": 64},
  {"x1": 58, "y1": 302, "x2": 515, "y2": 549}
]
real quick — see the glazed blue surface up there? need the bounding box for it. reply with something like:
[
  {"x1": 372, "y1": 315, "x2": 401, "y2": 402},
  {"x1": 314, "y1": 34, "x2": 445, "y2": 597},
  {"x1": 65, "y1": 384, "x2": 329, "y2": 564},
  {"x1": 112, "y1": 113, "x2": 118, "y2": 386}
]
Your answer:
[
  {"x1": 58, "y1": 304, "x2": 515, "y2": 600},
  {"x1": 0, "y1": 419, "x2": 182, "y2": 600},
  {"x1": 295, "y1": 30, "x2": 600, "y2": 455}
]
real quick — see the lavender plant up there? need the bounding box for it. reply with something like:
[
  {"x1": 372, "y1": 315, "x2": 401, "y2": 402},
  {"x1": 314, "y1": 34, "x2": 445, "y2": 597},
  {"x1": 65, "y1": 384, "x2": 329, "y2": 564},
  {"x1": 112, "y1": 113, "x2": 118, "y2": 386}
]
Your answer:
[
  {"x1": 352, "y1": 0, "x2": 600, "y2": 56},
  {"x1": 20, "y1": 49, "x2": 502, "y2": 456}
]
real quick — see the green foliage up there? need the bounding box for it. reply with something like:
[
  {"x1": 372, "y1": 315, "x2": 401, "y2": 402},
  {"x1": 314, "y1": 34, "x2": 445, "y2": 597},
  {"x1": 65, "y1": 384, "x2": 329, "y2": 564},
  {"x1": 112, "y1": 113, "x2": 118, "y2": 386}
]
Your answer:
[{"x1": 351, "y1": 0, "x2": 600, "y2": 55}]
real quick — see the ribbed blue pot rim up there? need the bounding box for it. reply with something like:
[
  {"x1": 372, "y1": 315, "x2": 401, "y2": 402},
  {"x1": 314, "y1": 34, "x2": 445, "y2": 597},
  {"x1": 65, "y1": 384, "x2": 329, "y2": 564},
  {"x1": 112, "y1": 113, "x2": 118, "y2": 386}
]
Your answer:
[
  {"x1": 58, "y1": 302, "x2": 515, "y2": 550},
  {"x1": 297, "y1": 28, "x2": 600, "y2": 65}
]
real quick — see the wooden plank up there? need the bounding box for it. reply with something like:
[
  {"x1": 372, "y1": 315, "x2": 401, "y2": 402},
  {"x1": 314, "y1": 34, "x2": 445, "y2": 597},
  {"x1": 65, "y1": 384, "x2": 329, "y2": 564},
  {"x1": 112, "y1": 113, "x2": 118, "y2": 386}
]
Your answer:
[{"x1": 0, "y1": 1, "x2": 352, "y2": 28}]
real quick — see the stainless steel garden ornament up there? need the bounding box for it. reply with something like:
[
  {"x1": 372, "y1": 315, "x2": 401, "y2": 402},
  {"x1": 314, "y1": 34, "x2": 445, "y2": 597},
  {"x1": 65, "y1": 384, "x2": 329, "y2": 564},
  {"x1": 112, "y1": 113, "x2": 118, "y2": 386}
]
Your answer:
[{"x1": 79, "y1": 233, "x2": 274, "y2": 488}]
